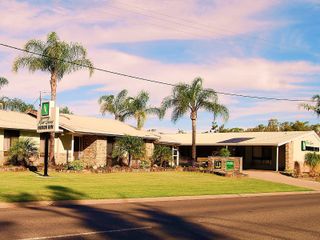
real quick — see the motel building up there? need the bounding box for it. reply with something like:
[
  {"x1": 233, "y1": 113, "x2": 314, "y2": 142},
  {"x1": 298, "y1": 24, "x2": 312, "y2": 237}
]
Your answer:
[
  {"x1": 158, "y1": 132, "x2": 320, "y2": 172},
  {"x1": 0, "y1": 109, "x2": 320, "y2": 172},
  {"x1": 0, "y1": 110, "x2": 157, "y2": 167}
]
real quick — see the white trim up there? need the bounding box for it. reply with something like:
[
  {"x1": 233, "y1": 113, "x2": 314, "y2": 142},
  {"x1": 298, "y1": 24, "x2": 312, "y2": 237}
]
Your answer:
[{"x1": 276, "y1": 146, "x2": 279, "y2": 172}]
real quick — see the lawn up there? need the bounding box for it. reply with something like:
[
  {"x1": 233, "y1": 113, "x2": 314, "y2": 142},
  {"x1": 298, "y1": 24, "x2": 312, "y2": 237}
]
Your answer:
[{"x1": 0, "y1": 171, "x2": 310, "y2": 202}]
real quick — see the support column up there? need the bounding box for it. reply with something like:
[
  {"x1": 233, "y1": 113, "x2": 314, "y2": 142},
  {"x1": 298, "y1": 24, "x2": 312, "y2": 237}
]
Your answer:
[
  {"x1": 71, "y1": 134, "x2": 74, "y2": 161},
  {"x1": 172, "y1": 146, "x2": 179, "y2": 166},
  {"x1": 176, "y1": 147, "x2": 180, "y2": 166},
  {"x1": 276, "y1": 146, "x2": 279, "y2": 172}
]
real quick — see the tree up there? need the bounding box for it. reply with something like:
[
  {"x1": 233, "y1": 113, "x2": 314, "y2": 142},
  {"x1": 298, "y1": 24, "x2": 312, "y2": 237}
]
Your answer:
[
  {"x1": 13, "y1": 32, "x2": 94, "y2": 165},
  {"x1": 305, "y1": 152, "x2": 320, "y2": 176},
  {"x1": 153, "y1": 145, "x2": 172, "y2": 167},
  {"x1": 0, "y1": 77, "x2": 9, "y2": 109},
  {"x1": 60, "y1": 106, "x2": 73, "y2": 114},
  {"x1": 0, "y1": 77, "x2": 8, "y2": 90},
  {"x1": 8, "y1": 138, "x2": 38, "y2": 167},
  {"x1": 127, "y1": 91, "x2": 162, "y2": 130},
  {"x1": 161, "y1": 77, "x2": 229, "y2": 164},
  {"x1": 0, "y1": 97, "x2": 35, "y2": 112},
  {"x1": 112, "y1": 135, "x2": 145, "y2": 167},
  {"x1": 247, "y1": 124, "x2": 266, "y2": 132},
  {"x1": 98, "y1": 89, "x2": 130, "y2": 121},
  {"x1": 291, "y1": 121, "x2": 312, "y2": 131},
  {"x1": 219, "y1": 147, "x2": 231, "y2": 157},
  {"x1": 266, "y1": 118, "x2": 279, "y2": 131},
  {"x1": 279, "y1": 121, "x2": 293, "y2": 131},
  {"x1": 301, "y1": 95, "x2": 320, "y2": 117}
]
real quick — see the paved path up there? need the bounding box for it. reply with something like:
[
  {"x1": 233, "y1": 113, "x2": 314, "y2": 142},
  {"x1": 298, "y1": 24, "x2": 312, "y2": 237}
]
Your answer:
[
  {"x1": 244, "y1": 170, "x2": 320, "y2": 190},
  {"x1": 0, "y1": 193, "x2": 319, "y2": 240}
]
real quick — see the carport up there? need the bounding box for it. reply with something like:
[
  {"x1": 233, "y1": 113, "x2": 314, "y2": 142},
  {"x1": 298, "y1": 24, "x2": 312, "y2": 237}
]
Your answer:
[
  {"x1": 158, "y1": 131, "x2": 320, "y2": 172},
  {"x1": 178, "y1": 144, "x2": 285, "y2": 171}
]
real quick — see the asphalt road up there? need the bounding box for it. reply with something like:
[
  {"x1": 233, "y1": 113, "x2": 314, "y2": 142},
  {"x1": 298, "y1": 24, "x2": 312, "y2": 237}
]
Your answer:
[{"x1": 0, "y1": 193, "x2": 319, "y2": 240}]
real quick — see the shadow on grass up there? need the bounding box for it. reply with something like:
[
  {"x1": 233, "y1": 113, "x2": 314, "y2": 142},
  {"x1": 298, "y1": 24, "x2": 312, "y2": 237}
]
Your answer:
[
  {"x1": 0, "y1": 185, "x2": 229, "y2": 239},
  {"x1": 1, "y1": 192, "x2": 39, "y2": 203}
]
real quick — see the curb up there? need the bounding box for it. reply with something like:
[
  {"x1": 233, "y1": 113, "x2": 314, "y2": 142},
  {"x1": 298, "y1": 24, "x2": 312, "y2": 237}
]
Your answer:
[{"x1": 1, "y1": 191, "x2": 319, "y2": 209}]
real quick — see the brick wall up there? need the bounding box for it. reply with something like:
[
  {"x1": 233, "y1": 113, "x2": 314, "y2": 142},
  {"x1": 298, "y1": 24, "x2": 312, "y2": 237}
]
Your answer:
[
  {"x1": 207, "y1": 156, "x2": 243, "y2": 173},
  {"x1": 82, "y1": 135, "x2": 107, "y2": 167},
  {"x1": 285, "y1": 142, "x2": 294, "y2": 171},
  {"x1": 0, "y1": 151, "x2": 4, "y2": 166}
]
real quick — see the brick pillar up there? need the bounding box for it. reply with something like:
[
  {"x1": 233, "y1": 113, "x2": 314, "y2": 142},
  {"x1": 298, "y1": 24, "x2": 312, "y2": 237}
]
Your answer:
[
  {"x1": 82, "y1": 135, "x2": 107, "y2": 167},
  {"x1": 285, "y1": 142, "x2": 294, "y2": 171},
  {"x1": 145, "y1": 141, "x2": 154, "y2": 161},
  {"x1": 96, "y1": 137, "x2": 107, "y2": 167}
]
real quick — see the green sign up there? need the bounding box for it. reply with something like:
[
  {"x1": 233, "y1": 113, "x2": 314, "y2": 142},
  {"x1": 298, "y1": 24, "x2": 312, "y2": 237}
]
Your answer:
[
  {"x1": 226, "y1": 160, "x2": 234, "y2": 171},
  {"x1": 301, "y1": 141, "x2": 306, "y2": 151},
  {"x1": 41, "y1": 102, "x2": 50, "y2": 116}
]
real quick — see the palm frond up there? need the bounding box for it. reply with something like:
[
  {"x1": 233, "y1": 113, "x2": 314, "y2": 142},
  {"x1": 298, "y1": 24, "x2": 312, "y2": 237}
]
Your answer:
[
  {"x1": 202, "y1": 101, "x2": 229, "y2": 122},
  {"x1": 0, "y1": 77, "x2": 9, "y2": 89}
]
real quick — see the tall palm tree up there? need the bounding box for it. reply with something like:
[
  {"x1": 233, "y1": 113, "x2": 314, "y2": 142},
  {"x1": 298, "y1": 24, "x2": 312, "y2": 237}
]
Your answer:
[
  {"x1": 0, "y1": 77, "x2": 8, "y2": 90},
  {"x1": 301, "y1": 95, "x2": 320, "y2": 117},
  {"x1": 98, "y1": 89, "x2": 131, "y2": 121},
  {"x1": 12, "y1": 32, "x2": 94, "y2": 165},
  {"x1": 161, "y1": 77, "x2": 229, "y2": 164},
  {"x1": 128, "y1": 91, "x2": 162, "y2": 130}
]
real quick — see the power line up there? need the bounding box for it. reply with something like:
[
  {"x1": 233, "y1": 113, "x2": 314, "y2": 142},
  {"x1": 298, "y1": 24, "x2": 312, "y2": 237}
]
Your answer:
[{"x1": 0, "y1": 42, "x2": 315, "y2": 103}]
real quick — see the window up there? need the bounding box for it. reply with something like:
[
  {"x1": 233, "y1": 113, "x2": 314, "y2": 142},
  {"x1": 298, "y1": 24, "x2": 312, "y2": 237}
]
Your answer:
[{"x1": 3, "y1": 130, "x2": 20, "y2": 154}]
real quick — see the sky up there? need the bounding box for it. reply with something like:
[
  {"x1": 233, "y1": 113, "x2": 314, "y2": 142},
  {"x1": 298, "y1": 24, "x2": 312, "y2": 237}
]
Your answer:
[{"x1": 0, "y1": 0, "x2": 319, "y2": 132}]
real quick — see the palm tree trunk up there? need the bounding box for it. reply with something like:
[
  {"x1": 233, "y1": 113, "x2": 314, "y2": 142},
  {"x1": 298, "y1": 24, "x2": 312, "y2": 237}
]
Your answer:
[
  {"x1": 137, "y1": 115, "x2": 141, "y2": 130},
  {"x1": 49, "y1": 71, "x2": 57, "y2": 166},
  {"x1": 191, "y1": 111, "x2": 197, "y2": 166},
  {"x1": 128, "y1": 153, "x2": 131, "y2": 167}
]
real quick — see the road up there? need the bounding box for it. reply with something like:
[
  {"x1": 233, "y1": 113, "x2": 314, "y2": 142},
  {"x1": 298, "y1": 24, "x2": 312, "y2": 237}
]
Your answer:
[{"x1": 0, "y1": 193, "x2": 319, "y2": 240}]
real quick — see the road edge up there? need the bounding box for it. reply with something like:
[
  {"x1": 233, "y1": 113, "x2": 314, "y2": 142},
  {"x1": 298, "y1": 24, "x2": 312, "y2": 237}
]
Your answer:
[{"x1": 1, "y1": 190, "x2": 319, "y2": 209}]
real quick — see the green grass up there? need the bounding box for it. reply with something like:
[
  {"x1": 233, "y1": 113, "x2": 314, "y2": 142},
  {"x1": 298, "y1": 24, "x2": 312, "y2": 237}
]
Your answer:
[{"x1": 0, "y1": 171, "x2": 311, "y2": 202}]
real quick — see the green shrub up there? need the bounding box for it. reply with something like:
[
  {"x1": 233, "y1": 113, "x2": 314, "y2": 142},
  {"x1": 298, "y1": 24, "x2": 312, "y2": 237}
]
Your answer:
[
  {"x1": 305, "y1": 152, "x2": 320, "y2": 175},
  {"x1": 140, "y1": 160, "x2": 151, "y2": 169},
  {"x1": 67, "y1": 160, "x2": 84, "y2": 171},
  {"x1": 8, "y1": 138, "x2": 38, "y2": 167},
  {"x1": 112, "y1": 135, "x2": 145, "y2": 167},
  {"x1": 219, "y1": 148, "x2": 231, "y2": 157},
  {"x1": 153, "y1": 145, "x2": 172, "y2": 167}
]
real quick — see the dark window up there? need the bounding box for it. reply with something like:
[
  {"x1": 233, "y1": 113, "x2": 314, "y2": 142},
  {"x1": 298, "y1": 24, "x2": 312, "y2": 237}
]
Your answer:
[{"x1": 3, "y1": 130, "x2": 20, "y2": 154}]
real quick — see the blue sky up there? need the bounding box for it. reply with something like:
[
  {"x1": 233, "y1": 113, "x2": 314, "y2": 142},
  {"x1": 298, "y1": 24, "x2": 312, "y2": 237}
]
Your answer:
[{"x1": 0, "y1": 0, "x2": 319, "y2": 132}]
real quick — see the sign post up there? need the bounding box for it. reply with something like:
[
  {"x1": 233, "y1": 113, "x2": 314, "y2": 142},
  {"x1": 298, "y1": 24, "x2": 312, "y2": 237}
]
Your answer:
[{"x1": 37, "y1": 101, "x2": 59, "y2": 176}]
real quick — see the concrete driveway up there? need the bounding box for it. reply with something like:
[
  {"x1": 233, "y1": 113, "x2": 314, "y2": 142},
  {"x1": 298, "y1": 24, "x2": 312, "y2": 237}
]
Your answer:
[{"x1": 244, "y1": 170, "x2": 320, "y2": 191}]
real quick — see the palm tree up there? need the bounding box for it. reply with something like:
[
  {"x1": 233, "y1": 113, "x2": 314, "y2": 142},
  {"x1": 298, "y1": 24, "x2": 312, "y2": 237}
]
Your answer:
[
  {"x1": 161, "y1": 77, "x2": 229, "y2": 164},
  {"x1": 128, "y1": 91, "x2": 162, "y2": 130},
  {"x1": 0, "y1": 97, "x2": 34, "y2": 112},
  {"x1": 0, "y1": 77, "x2": 8, "y2": 90},
  {"x1": 98, "y1": 89, "x2": 131, "y2": 121},
  {"x1": 60, "y1": 106, "x2": 73, "y2": 114},
  {"x1": 301, "y1": 95, "x2": 320, "y2": 117},
  {"x1": 12, "y1": 32, "x2": 94, "y2": 165}
]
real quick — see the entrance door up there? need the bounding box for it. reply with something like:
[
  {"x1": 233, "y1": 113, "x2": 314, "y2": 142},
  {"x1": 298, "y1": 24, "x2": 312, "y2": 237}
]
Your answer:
[{"x1": 73, "y1": 136, "x2": 83, "y2": 160}]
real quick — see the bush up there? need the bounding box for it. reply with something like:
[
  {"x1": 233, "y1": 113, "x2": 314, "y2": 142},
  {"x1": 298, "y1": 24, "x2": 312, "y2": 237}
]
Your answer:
[
  {"x1": 66, "y1": 160, "x2": 84, "y2": 171},
  {"x1": 219, "y1": 148, "x2": 231, "y2": 157},
  {"x1": 153, "y1": 145, "x2": 172, "y2": 167},
  {"x1": 8, "y1": 138, "x2": 38, "y2": 167},
  {"x1": 112, "y1": 135, "x2": 145, "y2": 167},
  {"x1": 140, "y1": 160, "x2": 151, "y2": 169},
  {"x1": 305, "y1": 152, "x2": 320, "y2": 175}
]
